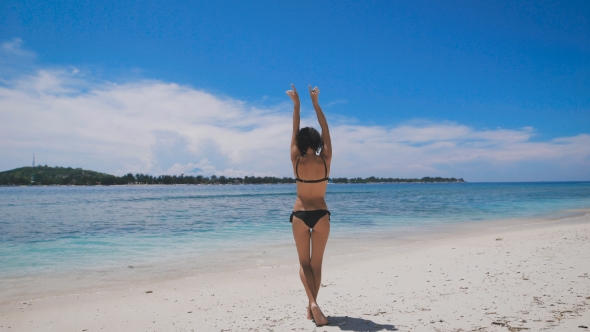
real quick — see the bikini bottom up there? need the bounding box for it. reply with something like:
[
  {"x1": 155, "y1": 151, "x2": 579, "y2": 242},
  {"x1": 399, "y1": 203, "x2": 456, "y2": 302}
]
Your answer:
[{"x1": 289, "y1": 210, "x2": 331, "y2": 229}]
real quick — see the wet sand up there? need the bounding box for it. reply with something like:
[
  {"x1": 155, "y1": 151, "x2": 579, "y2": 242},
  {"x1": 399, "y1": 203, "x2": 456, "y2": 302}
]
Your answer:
[{"x1": 1, "y1": 214, "x2": 589, "y2": 331}]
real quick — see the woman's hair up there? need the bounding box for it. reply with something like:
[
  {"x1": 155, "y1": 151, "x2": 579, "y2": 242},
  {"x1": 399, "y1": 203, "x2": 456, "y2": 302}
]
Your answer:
[{"x1": 296, "y1": 127, "x2": 324, "y2": 156}]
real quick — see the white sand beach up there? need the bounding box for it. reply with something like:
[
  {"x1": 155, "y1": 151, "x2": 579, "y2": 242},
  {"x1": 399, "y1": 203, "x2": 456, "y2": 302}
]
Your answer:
[{"x1": 1, "y1": 214, "x2": 589, "y2": 331}]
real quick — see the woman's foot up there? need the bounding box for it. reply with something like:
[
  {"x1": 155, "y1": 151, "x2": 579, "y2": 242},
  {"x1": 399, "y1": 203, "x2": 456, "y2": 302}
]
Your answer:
[
  {"x1": 310, "y1": 304, "x2": 329, "y2": 326},
  {"x1": 307, "y1": 305, "x2": 313, "y2": 320}
]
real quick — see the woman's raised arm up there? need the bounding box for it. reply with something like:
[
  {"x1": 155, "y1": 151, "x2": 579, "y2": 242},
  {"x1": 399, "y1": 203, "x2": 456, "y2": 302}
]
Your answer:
[
  {"x1": 286, "y1": 84, "x2": 301, "y2": 161},
  {"x1": 309, "y1": 86, "x2": 331, "y2": 160}
]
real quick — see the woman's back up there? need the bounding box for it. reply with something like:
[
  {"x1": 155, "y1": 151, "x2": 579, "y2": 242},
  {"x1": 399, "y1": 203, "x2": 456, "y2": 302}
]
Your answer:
[{"x1": 294, "y1": 154, "x2": 329, "y2": 208}]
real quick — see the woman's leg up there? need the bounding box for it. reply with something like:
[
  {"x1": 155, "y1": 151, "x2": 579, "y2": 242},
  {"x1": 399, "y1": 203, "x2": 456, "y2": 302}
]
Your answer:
[
  {"x1": 310, "y1": 215, "x2": 330, "y2": 301},
  {"x1": 292, "y1": 215, "x2": 330, "y2": 325},
  {"x1": 299, "y1": 264, "x2": 314, "y2": 319},
  {"x1": 292, "y1": 218, "x2": 316, "y2": 306},
  {"x1": 299, "y1": 215, "x2": 330, "y2": 320}
]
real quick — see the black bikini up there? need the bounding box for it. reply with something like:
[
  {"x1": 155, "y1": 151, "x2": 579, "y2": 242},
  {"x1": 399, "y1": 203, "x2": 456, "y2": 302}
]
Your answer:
[
  {"x1": 290, "y1": 210, "x2": 330, "y2": 229},
  {"x1": 290, "y1": 155, "x2": 331, "y2": 229},
  {"x1": 294, "y1": 155, "x2": 329, "y2": 183}
]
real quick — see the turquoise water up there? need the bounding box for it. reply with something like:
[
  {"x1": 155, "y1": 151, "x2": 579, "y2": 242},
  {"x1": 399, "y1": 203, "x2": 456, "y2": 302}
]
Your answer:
[{"x1": 1, "y1": 182, "x2": 589, "y2": 279}]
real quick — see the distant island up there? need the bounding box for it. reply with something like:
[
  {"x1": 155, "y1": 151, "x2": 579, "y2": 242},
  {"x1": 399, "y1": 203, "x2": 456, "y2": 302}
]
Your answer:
[{"x1": 0, "y1": 166, "x2": 465, "y2": 186}]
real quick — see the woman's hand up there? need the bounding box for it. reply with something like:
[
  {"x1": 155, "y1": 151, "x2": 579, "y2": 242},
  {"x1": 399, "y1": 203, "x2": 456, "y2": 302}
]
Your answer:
[
  {"x1": 286, "y1": 84, "x2": 300, "y2": 105},
  {"x1": 309, "y1": 85, "x2": 320, "y2": 105}
]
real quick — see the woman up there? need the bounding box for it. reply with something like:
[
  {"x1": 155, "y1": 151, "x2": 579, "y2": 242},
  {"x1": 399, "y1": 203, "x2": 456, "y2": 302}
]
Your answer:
[{"x1": 285, "y1": 84, "x2": 331, "y2": 326}]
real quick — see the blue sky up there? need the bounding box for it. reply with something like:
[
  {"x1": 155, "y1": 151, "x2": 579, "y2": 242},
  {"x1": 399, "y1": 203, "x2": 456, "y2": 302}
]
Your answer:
[{"x1": 1, "y1": 1, "x2": 589, "y2": 181}]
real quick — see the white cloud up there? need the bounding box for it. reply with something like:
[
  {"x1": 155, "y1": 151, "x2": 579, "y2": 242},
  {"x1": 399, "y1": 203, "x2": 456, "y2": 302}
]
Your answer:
[
  {"x1": 1, "y1": 38, "x2": 36, "y2": 59},
  {"x1": 1, "y1": 67, "x2": 589, "y2": 181}
]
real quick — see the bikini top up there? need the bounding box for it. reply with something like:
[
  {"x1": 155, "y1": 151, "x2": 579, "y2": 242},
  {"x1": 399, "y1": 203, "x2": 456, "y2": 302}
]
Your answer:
[{"x1": 295, "y1": 155, "x2": 329, "y2": 183}]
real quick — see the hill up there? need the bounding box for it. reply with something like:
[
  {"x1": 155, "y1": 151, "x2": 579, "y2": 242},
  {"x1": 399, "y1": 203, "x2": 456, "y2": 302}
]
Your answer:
[{"x1": 0, "y1": 166, "x2": 124, "y2": 185}]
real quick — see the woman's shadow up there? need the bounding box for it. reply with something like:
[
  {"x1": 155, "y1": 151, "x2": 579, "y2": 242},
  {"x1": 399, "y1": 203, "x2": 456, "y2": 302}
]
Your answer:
[{"x1": 328, "y1": 316, "x2": 398, "y2": 331}]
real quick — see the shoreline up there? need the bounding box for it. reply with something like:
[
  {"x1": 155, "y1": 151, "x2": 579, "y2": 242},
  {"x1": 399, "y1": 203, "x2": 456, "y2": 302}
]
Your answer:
[{"x1": 1, "y1": 211, "x2": 589, "y2": 331}]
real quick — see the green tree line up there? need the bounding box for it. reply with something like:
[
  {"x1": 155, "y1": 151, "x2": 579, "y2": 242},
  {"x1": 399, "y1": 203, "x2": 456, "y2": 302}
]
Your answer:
[
  {"x1": 331, "y1": 176, "x2": 464, "y2": 183},
  {"x1": 0, "y1": 166, "x2": 464, "y2": 186}
]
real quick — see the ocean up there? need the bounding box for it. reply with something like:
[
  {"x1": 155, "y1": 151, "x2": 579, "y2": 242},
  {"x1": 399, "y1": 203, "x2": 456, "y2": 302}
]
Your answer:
[{"x1": 1, "y1": 182, "x2": 589, "y2": 301}]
